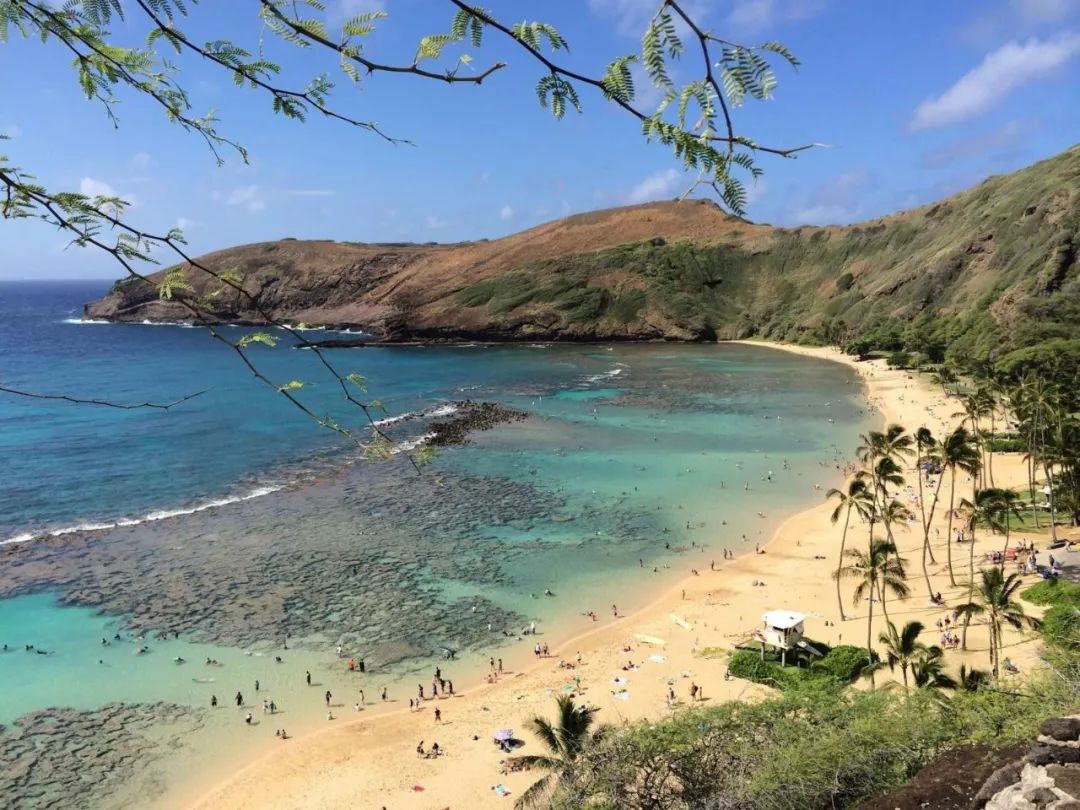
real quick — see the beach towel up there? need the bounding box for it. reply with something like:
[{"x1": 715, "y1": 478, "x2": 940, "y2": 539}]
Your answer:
[
  {"x1": 648, "y1": 654, "x2": 667, "y2": 664},
  {"x1": 635, "y1": 633, "x2": 666, "y2": 646},
  {"x1": 612, "y1": 676, "x2": 628, "y2": 686},
  {"x1": 493, "y1": 784, "x2": 512, "y2": 796},
  {"x1": 612, "y1": 691, "x2": 631, "y2": 701}
]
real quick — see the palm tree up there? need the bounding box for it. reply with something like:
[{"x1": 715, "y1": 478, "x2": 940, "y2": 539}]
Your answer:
[
  {"x1": 878, "y1": 619, "x2": 928, "y2": 689},
  {"x1": 914, "y1": 427, "x2": 938, "y2": 572},
  {"x1": 880, "y1": 497, "x2": 913, "y2": 557},
  {"x1": 958, "y1": 664, "x2": 989, "y2": 692},
  {"x1": 509, "y1": 695, "x2": 603, "y2": 807},
  {"x1": 990, "y1": 489, "x2": 1023, "y2": 565},
  {"x1": 957, "y1": 568, "x2": 1039, "y2": 678},
  {"x1": 911, "y1": 648, "x2": 957, "y2": 691},
  {"x1": 827, "y1": 475, "x2": 873, "y2": 621},
  {"x1": 938, "y1": 426, "x2": 982, "y2": 586},
  {"x1": 836, "y1": 539, "x2": 909, "y2": 686}
]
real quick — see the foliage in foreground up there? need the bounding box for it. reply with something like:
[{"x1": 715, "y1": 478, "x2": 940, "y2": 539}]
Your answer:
[{"x1": 545, "y1": 669, "x2": 1077, "y2": 810}]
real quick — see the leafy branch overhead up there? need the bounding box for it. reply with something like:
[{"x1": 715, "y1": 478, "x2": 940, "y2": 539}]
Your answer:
[{"x1": 0, "y1": 0, "x2": 813, "y2": 441}]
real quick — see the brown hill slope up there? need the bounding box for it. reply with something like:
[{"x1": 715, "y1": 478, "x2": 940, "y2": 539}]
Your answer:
[{"x1": 87, "y1": 146, "x2": 1080, "y2": 365}]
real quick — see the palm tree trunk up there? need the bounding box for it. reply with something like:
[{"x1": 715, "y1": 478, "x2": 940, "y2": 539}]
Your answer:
[
  {"x1": 918, "y1": 456, "x2": 937, "y2": 566},
  {"x1": 1044, "y1": 458, "x2": 1059, "y2": 542},
  {"x1": 836, "y1": 506, "x2": 852, "y2": 621},
  {"x1": 1000, "y1": 521, "x2": 1011, "y2": 570},
  {"x1": 878, "y1": 577, "x2": 889, "y2": 623},
  {"x1": 988, "y1": 412, "x2": 996, "y2": 488},
  {"x1": 968, "y1": 526, "x2": 978, "y2": 604},
  {"x1": 961, "y1": 614, "x2": 971, "y2": 651},
  {"x1": 1029, "y1": 448, "x2": 1042, "y2": 529},
  {"x1": 946, "y1": 468, "x2": 958, "y2": 586},
  {"x1": 866, "y1": 588, "x2": 875, "y2": 688},
  {"x1": 989, "y1": 615, "x2": 999, "y2": 678}
]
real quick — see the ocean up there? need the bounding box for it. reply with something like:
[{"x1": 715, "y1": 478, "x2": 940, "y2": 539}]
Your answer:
[{"x1": 0, "y1": 280, "x2": 872, "y2": 807}]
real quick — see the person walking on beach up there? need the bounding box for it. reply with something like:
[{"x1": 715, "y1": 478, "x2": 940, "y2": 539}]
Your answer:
[
  {"x1": 359, "y1": 689, "x2": 365, "y2": 706},
  {"x1": 325, "y1": 690, "x2": 332, "y2": 707},
  {"x1": 497, "y1": 658, "x2": 503, "y2": 673},
  {"x1": 235, "y1": 692, "x2": 244, "y2": 707},
  {"x1": 381, "y1": 687, "x2": 387, "y2": 701},
  {"x1": 210, "y1": 695, "x2": 217, "y2": 708},
  {"x1": 305, "y1": 670, "x2": 311, "y2": 686},
  {"x1": 434, "y1": 707, "x2": 442, "y2": 723},
  {"x1": 254, "y1": 679, "x2": 259, "y2": 692},
  {"x1": 418, "y1": 684, "x2": 425, "y2": 700}
]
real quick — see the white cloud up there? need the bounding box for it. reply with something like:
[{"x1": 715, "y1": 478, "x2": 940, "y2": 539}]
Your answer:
[
  {"x1": 911, "y1": 34, "x2": 1080, "y2": 130},
  {"x1": 727, "y1": 0, "x2": 826, "y2": 33},
  {"x1": 626, "y1": 168, "x2": 682, "y2": 204},
  {"x1": 790, "y1": 169, "x2": 873, "y2": 225},
  {"x1": 425, "y1": 215, "x2": 447, "y2": 230},
  {"x1": 80, "y1": 177, "x2": 137, "y2": 208},
  {"x1": 288, "y1": 189, "x2": 335, "y2": 197},
  {"x1": 225, "y1": 185, "x2": 267, "y2": 213},
  {"x1": 499, "y1": 205, "x2": 514, "y2": 221},
  {"x1": 921, "y1": 118, "x2": 1039, "y2": 168},
  {"x1": 176, "y1": 217, "x2": 197, "y2": 231},
  {"x1": 744, "y1": 178, "x2": 769, "y2": 206},
  {"x1": 1013, "y1": 0, "x2": 1076, "y2": 22},
  {"x1": 2, "y1": 124, "x2": 20, "y2": 139},
  {"x1": 130, "y1": 151, "x2": 155, "y2": 170},
  {"x1": 328, "y1": 0, "x2": 384, "y2": 23}
]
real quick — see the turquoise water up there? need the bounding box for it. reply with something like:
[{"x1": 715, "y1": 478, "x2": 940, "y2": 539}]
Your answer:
[{"x1": 0, "y1": 282, "x2": 872, "y2": 806}]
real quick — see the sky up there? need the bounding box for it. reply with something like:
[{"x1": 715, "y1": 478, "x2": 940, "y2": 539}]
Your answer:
[{"x1": 1, "y1": 0, "x2": 1079, "y2": 279}]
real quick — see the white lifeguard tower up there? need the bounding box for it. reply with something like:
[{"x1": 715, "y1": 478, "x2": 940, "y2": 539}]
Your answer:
[{"x1": 753, "y1": 610, "x2": 807, "y2": 666}]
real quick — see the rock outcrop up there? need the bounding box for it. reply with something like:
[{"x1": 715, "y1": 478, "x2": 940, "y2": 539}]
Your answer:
[{"x1": 976, "y1": 716, "x2": 1080, "y2": 809}]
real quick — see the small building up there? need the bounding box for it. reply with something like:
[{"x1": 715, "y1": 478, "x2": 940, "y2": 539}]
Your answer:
[{"x1": 752, "y1": 610, "x2": 807, "y2": 665}]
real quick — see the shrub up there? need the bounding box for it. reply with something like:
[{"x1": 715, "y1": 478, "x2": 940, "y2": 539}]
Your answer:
[
  {"x1": 812, "y1": 645, "x2": 874, "y2": 683},
  {"x1": 886, "y1": 350, "x2": 912, "y2": 369},
  {"x1": 1042, "y1": 605, "x2": 1080, "y2": 649},
  {"x1": 1022, "y1": 579, "x2": 1080, "y2": 606}
]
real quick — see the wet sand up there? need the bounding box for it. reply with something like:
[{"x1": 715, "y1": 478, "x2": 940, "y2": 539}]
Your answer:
[{"x1": 187, "y1": 341, "x2": 1063, "y2": 810}]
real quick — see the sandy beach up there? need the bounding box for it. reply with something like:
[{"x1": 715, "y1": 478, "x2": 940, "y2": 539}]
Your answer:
[{"x1": 187, "y1": 341, "x2": 1065, "y2": 810}]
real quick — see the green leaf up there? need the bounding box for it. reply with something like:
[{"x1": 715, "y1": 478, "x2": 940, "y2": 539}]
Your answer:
[{"x1": 237, "y1": 331, "x2": 279, "y2": 348}]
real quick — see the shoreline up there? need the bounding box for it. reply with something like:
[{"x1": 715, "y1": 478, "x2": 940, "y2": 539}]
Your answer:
[{"x1": 187, "y1": 339, "x2": 1009, "y2": 810}]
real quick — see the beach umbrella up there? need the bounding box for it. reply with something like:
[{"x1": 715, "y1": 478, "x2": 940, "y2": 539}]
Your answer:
[{"x1": 494, "y1": 728, "x2": 514, "y2": 741}]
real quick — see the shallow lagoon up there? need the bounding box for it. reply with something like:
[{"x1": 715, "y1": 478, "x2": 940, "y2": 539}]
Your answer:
[{"x1": 0, "y1": 286, "x2": 873, "y2": 807}]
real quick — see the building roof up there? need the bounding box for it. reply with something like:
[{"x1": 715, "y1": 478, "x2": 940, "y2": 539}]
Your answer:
[{"x1": 762, "y1": 610, "x2": 807, "y2": 629}]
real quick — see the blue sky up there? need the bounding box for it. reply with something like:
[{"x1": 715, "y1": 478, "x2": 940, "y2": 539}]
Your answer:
[{"x1": 1, "y1": 0, "x2": 1078, "y2": 279}]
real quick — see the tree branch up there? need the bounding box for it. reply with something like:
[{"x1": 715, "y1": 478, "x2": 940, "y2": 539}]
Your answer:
[{"x1": 0, "y1": 384, "x2": 207, "y2": 410}]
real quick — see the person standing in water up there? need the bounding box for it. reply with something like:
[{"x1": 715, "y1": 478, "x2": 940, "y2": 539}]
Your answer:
[
  {"x1": 305, "y1": 670, "x2": 311, "y2": 686},
  {"x1": 235, "y1": 692, "x2": 243, "y2": 707}
]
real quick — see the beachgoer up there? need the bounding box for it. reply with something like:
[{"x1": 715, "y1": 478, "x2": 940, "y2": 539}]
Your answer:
[
  {"x1": 381, "y1": 687, "x2": 388, "y2": 701},
  {"x1": 254, "y1": 679, "x2": 259, "y2": 692},
  {"x1": 434, "y1": 707, "x2": 442, "y2": 723},
  {"x1": 211, "y1": 695, "x2": 217, "y2": 708},
  {"x1": 244, "y1": 712, "x2": 252, "y2": 725},
  {"x1": 305, "y1": 670, "x2": 311, "y2": 686},
  {"x1": 325, "y1": 690, "x2": 332, "y2": 707},
  {"x1": 235, "y1": 692, "x2": 243, "y2": 707}
]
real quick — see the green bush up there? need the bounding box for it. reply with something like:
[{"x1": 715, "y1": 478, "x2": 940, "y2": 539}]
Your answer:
[
  {"x1": 727, "y1": 649, "x2": 789, "y2": 688},
  {"x1": 1042, "y1": 605, "x2": 1080, "y2": 649},
  {"x1": 812, "y1": 645, "x2": 874, "y2": 683},
  {"x1": 549, "y1": 671, "x2": 1072, "y2": 810},
  {"x1": 1022, "y1": 579, "x2": 1080, "y2": 606}
]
